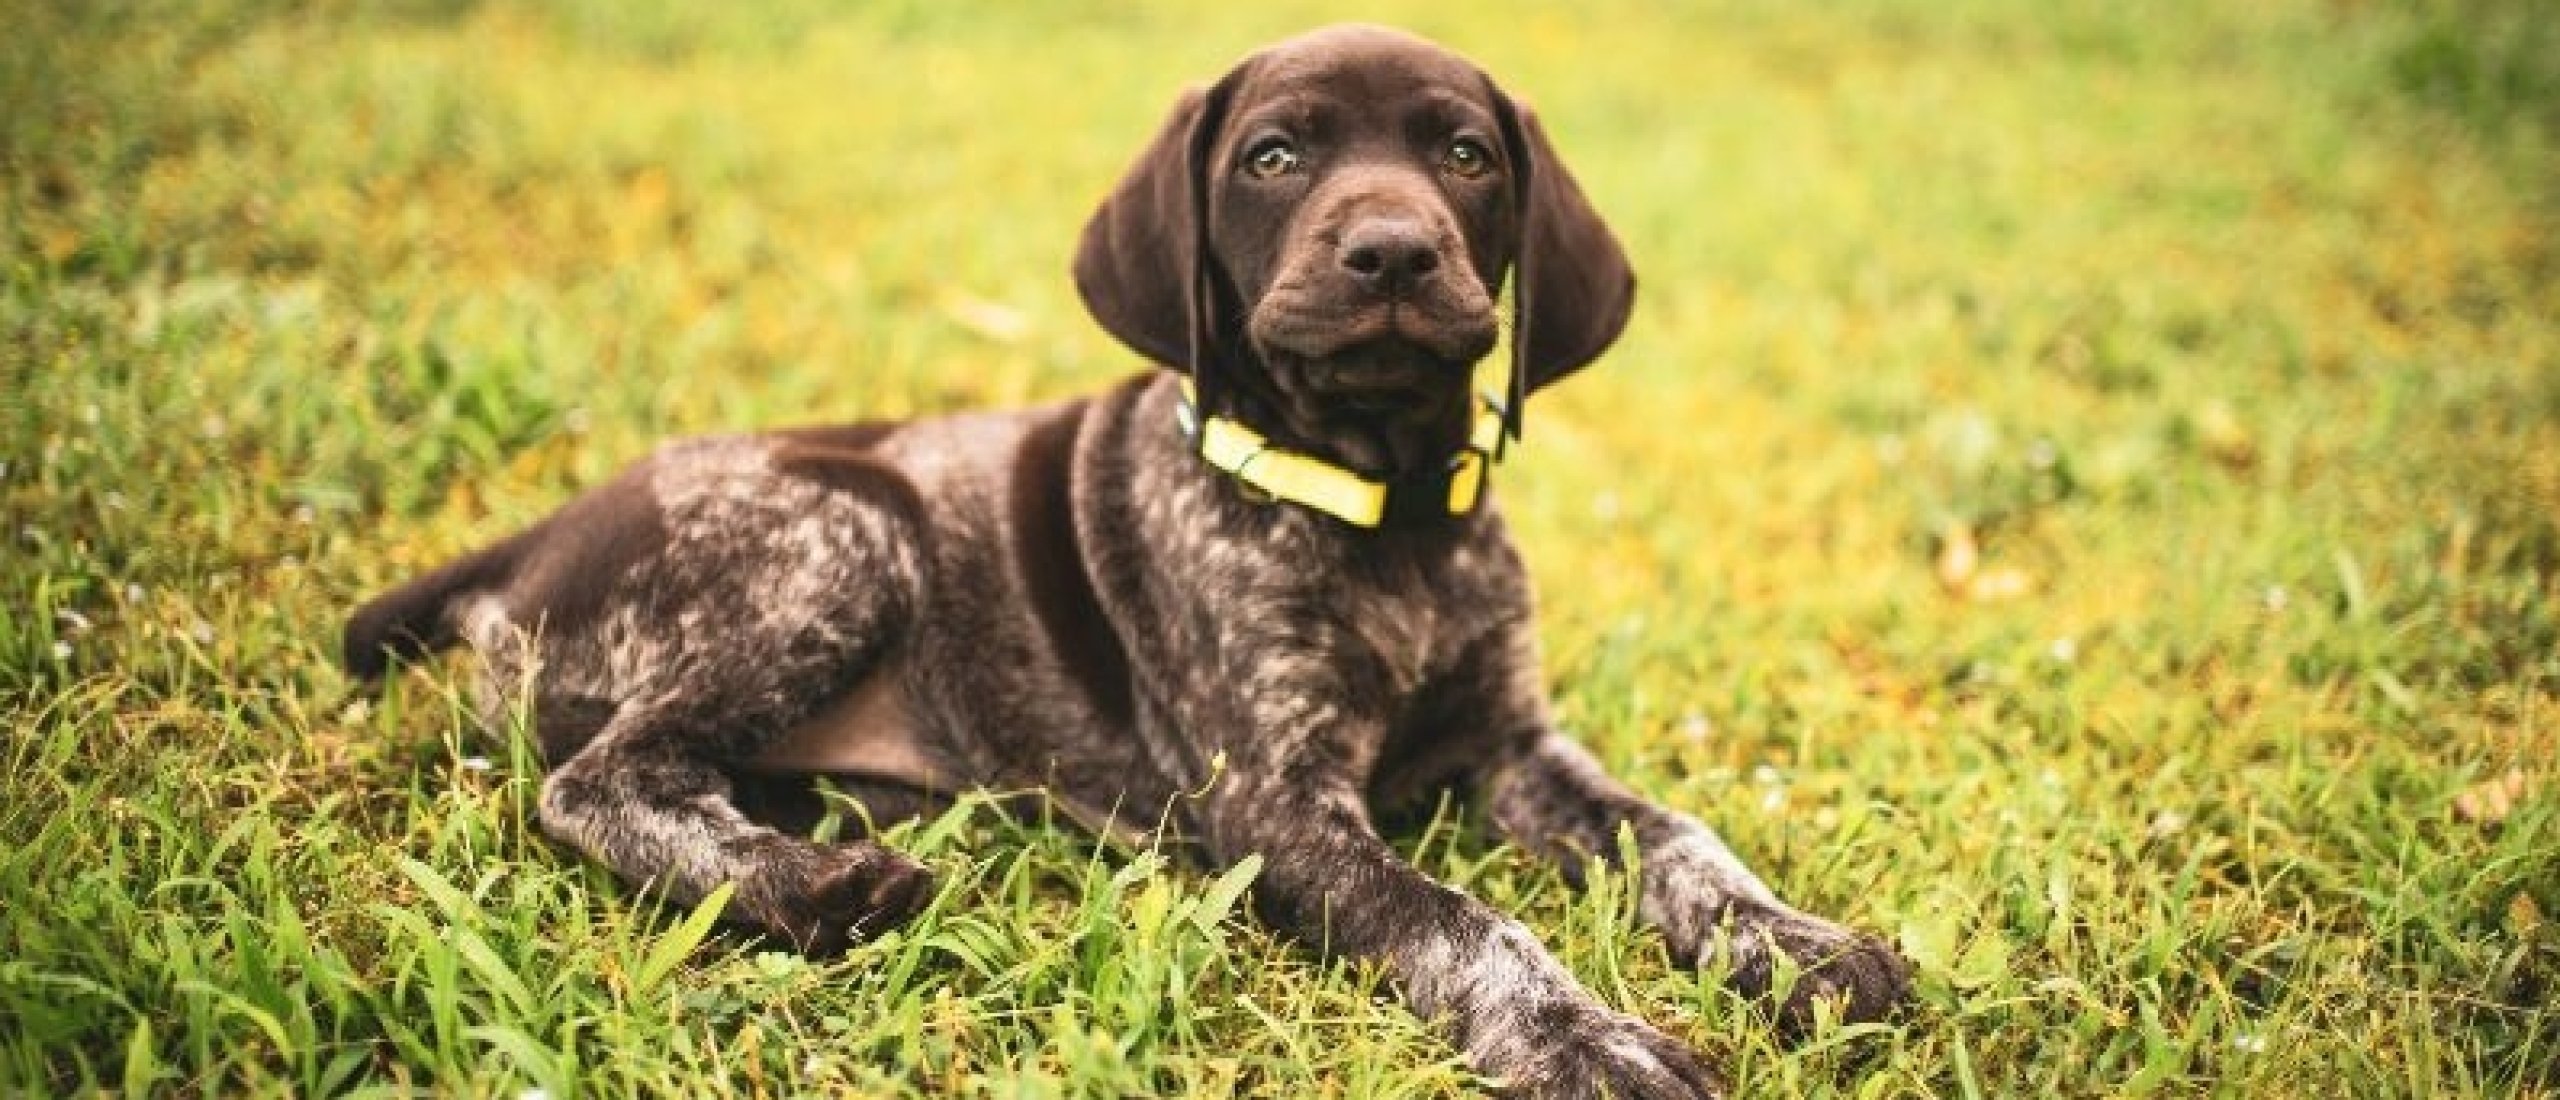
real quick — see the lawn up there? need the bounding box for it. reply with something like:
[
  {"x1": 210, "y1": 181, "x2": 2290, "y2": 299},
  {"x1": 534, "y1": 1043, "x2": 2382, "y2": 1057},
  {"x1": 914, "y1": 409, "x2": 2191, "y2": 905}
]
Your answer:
[{"x1": 4, "y1": 0, "x2": 2555, "y2": 1095}]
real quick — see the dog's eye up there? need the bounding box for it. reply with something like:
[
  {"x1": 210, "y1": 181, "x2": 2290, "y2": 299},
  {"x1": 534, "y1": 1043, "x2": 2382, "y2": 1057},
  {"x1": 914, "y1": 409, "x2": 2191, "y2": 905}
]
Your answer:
[
  {"x1": 1244, "y1": 139, "x2": 1303, "y2": 179},
  {"x1": 1442, "y1": 138, "x2": 1494, "y2": 179}
]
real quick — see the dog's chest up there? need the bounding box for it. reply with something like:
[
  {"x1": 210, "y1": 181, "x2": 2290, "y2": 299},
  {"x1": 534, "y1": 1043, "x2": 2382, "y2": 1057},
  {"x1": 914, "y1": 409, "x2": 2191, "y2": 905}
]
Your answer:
[
  {"x1": 1344, "y1": 581, "x2": 1451, "y2": 699},
  {"x1": 1276, "y1": 536, "x2": 1502, "y2": 714}
]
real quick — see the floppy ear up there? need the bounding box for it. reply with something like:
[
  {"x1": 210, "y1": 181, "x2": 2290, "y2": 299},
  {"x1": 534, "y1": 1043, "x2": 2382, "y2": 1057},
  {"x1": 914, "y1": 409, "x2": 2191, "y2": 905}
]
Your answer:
[
  {"x1": 1073, "y1": 75, "x2": 1240, "y2": 374},
  {"x1": 1493, "y1": 94, "x2": 1635, "y2": 422}
]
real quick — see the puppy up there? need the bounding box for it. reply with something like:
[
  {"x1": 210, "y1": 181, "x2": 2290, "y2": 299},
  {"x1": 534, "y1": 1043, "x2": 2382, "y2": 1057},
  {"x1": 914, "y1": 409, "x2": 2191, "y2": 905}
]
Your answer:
[{"x1": 347, "y1": 25, "x2": 1911, "y2": 1098}]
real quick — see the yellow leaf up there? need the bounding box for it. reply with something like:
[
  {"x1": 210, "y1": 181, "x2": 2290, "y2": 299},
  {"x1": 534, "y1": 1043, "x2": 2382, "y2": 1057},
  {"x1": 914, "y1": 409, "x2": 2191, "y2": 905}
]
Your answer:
[
  {"x1": 1935, "y1": 523, "x2": 1979, "y2": 588},
  {"x1": 941, "y1": 291, "x2": 1032, "y2": 343},
  {"x1": 1966, "y1": 568, "x2": 2035, "y2": 602},
  {"x1": 2507, "y1": 892, "x2": 2543, "y2": 937}
]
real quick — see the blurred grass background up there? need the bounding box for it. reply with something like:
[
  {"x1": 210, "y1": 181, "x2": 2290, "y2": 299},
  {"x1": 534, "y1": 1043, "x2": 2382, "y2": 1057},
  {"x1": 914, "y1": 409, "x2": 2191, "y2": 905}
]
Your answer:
[{"x1": 3, "y1": 0, "x2": 2555, "y2": 1095}]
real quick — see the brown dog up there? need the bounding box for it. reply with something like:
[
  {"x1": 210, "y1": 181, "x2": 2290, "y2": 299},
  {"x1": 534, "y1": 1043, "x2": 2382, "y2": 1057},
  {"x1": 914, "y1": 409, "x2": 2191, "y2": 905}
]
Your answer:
[{"x1": 346, "y1": 25, "x2": 1911, "y2": 1097}]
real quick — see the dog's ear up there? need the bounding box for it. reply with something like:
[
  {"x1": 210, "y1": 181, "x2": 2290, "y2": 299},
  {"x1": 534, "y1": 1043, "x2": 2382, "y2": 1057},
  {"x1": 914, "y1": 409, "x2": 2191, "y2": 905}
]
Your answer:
[
  {"x1": 1492, "y1": 93, "x2": 1634, "y2": 417},
  {"x1": 1074, "y1": 74, "x2": 1241, "y2": 374}
]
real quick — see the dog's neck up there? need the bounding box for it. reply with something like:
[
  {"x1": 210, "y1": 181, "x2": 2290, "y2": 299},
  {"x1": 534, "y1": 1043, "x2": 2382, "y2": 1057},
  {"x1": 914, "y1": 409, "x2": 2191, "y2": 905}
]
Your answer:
[{"x1": 1175, "y1": 366, "x2": 1501, "y2": 530}]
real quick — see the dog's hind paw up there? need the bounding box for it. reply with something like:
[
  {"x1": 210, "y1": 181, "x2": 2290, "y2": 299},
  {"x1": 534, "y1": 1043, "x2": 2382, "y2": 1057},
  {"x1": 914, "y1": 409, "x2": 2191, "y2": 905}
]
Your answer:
[{"x1": 737, "y1": 841, "x2": 935, "y2": 957}]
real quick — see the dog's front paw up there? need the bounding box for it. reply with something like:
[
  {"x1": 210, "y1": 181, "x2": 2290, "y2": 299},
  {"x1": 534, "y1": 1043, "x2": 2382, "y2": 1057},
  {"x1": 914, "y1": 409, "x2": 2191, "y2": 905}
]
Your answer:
[
  {"x1": 736, "y1": 841, "x2": 935, "y2": 956},
  {"x1": 1726, "y1": 910, "x2": 1914, "y2": 1041},
  {"x1": 1484, "y1": 1005, "x2": 1726, "y2": 1100}
]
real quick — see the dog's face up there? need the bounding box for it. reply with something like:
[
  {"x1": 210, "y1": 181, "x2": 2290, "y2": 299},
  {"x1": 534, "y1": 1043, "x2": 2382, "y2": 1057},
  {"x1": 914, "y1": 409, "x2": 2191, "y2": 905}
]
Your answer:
[
  {"x1": 1076, "y1": 24, "x2": 1634, "y2": 476},
  {"x1": 1206, "y1": 31, "x2": 1509, "y2": 465}
]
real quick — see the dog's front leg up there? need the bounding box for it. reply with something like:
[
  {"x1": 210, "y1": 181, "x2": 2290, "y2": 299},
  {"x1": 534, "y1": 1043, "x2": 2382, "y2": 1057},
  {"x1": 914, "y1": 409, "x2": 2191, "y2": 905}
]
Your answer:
[
  {"x1": 1201, "y1": 760, "x2": 1724, "y2": 1099},
  {"x1": 1480, "y1": 731, "x2": 1914, "y2": 1038}
]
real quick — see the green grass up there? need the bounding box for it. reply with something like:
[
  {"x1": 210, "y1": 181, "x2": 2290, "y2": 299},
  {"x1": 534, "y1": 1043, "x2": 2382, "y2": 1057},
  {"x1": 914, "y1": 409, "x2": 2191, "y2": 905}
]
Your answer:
[{"x1": 5, "y1": 0, "x2": 2556, "y2": 1095}]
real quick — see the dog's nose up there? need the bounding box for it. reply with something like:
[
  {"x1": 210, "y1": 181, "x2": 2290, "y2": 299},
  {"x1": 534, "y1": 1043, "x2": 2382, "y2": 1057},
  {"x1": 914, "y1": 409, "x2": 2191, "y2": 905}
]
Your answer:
[{"x1": 1339, "y1": 219, "x2": 1441, "y2": 295}]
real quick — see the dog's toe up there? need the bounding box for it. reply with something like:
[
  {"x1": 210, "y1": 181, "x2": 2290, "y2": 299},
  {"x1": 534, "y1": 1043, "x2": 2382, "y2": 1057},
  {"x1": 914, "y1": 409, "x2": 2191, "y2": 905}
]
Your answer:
[
  {"x1": 847, "y1": 848, "x2": 936, "y2": 927},
  {"x1": 1490, "y1": 1005, "x2": 1726, "y2": 1100},
  {"x1": 1782, "y1": 933, "x2": 1915, "y2": 1041},
  {"x1": 741, "y1": 842, "x2": 935, "y2": 956},
  {"x1": 1726, "y1": 914, "x2": 1915, "y2": 1042}
]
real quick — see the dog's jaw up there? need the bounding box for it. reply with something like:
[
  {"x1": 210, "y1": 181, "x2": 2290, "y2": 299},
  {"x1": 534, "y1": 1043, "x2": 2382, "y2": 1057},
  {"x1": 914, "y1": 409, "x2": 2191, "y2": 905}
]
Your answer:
[
  {"x1": 1222, "y1": 340, "x2": 1480, "y2": 479},
  {"x1": 1240, "y1": 260, "x2": 1502, "y2": 478}
]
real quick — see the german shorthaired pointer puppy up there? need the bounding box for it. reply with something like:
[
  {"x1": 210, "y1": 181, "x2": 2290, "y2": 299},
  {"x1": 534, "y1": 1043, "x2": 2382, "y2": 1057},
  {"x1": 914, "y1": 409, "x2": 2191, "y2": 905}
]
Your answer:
[{"x1": 346, "y1": 24, "x2": 1911, "y2": 1097}]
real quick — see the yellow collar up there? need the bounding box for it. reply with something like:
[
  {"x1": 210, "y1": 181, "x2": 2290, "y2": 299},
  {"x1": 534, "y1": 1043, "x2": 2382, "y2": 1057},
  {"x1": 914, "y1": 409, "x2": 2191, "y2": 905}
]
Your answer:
[{"x1": 1177, "y1": 381, "x2": 1507, "y2": 528}]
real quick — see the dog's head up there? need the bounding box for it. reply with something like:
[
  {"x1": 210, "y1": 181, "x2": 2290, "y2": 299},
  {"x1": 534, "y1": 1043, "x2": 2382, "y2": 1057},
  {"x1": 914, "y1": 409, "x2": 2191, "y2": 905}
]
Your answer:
[{"x1": 1075, "y1": 24, "x2": 1634, "y2": 477}]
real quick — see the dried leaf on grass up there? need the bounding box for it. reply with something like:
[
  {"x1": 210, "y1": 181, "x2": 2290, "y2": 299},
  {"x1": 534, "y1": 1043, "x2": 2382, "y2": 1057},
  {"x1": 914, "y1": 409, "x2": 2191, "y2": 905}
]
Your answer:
[
  {"x1": 1936, "y1": 522, "x2": 2036, "y2": 602},
  {"x1": 941, "y1": 291, "x2": 1032, "y2": 343},
  {"x1": 2509, "y1": 892, "x2": 2544, "y2": 937},
  {"x1": 1936, "y1": 523, "x2": 1980, "y2": 588},
  {"x1": 2194, "y1": 400, "x2": 2257, "y2": 470},
  {"x1": 2452, "y1": 769, "x2": 2533, "y2": 825}
]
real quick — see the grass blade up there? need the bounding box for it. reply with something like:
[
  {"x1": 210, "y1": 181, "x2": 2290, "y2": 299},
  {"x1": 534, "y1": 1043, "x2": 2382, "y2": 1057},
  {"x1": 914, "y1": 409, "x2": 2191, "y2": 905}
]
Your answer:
[{"x1": 632, "y1": 882, "x2": 733, "y2": 997}]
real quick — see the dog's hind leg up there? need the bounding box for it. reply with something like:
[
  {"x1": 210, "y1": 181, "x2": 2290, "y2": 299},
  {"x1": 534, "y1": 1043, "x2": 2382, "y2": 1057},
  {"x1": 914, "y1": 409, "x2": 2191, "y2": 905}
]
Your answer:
[
  {"x1": 450, "y1": 432, "x2": 946, "y2": 952},
  {"x1": 536, "y1": 706, "x2": 935, "y2": 955}
]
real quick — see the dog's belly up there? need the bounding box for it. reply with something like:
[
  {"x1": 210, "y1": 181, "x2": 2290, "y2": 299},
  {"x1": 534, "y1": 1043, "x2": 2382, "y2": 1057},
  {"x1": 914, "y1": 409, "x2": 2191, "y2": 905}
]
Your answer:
[
  {"x1": 750, "y1": 670, "x2": 1169, "y2": 847},
  {"x1": 750, "y1": 674, "x2": 954, "y2": 791}
]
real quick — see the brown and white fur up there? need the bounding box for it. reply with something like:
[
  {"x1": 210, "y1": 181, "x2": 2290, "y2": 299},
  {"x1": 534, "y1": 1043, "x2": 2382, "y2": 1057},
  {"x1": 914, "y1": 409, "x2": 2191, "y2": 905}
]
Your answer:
[{"x1": 345, "y1": 25, "x2": 1912, "y2": 1098}]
